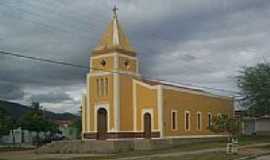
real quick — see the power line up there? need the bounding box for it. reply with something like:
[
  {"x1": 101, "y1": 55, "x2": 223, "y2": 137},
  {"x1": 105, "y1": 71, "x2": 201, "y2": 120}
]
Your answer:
[
  {"x1": 0, "y1": 50, "x2": 240, "y2": 95},
  {"x1": 0, "y1": 2, "x2": 103, "y2": 40},
  {"x1": 0, "y1": 50, "x2": 89, "y2": 70}
]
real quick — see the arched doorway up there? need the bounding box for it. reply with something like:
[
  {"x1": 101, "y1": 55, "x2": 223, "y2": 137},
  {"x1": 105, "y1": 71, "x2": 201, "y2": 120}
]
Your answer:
[
  {"x1": 97, "y1": 108, "x2": 107, "y2": 140},
  {"x1": 144, "y1": 113, "x2": 151, "y2": 139}
]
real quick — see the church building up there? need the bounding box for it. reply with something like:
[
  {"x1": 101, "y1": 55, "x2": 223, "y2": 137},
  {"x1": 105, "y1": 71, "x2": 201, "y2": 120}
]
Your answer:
[{"x1": 81, "y1": 9, "x2": 234, "y2": 140}]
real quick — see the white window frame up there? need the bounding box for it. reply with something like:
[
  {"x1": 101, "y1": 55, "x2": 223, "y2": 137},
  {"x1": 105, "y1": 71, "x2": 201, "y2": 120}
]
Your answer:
[
  {"x1": 208, "y1": 112, "x2": 212, "y2": 128},
  {"x1": 185, "y1": 111, "x2": 191, "y2": 131},
  {"x1": 141, "y1": 108, "x2": 155, "y2": 132},
  {"x1": 171, "y1": 110, "x2": 178, "y2": 131},
  {"x1": 197, "y1": 112, "x2": 202, "y2": 131}
]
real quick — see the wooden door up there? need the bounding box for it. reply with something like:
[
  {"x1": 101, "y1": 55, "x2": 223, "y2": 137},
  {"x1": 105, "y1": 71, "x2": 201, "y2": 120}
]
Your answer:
[
  {"x1": 97, "y1": 108, "x2": 107, "y2": 140},
  {"x1": 144, "y1": 113, "x2": 151, "y2": 139}
]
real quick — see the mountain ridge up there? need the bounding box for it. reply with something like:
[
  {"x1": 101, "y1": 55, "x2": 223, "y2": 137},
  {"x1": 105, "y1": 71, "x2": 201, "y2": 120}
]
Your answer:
[{"x1": 0, "y1": 100, "x2": 79, "y2": 121}]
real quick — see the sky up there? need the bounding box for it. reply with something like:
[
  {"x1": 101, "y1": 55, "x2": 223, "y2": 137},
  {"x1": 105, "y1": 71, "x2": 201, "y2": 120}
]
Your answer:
[{"x1": 0, "y1": 0, "x2": 269, "y2": 113}]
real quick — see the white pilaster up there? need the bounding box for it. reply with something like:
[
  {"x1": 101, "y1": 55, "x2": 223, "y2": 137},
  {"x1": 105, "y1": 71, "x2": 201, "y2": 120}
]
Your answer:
[
  {"x1": 157, "y1": 85, "x2": 164, "y2": 137},
  {"x1": 113, "y1": 54, "x2": 120, "y2": 131},
  {"x1": 86, "y1": 73, "x2": 91, "y2": 131}
]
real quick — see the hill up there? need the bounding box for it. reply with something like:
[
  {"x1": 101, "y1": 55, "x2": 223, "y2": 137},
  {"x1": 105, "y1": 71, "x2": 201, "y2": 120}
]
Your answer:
[{"x1": 0, "y1": 100, "x2": 79, "y2": 121}]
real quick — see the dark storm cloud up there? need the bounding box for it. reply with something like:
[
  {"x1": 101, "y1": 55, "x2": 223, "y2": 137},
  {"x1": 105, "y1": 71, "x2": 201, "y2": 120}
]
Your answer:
[
  {"x1": 0, "y1": 81, "x2": 24, "y2": 100},
  {"x1": 0, "y1": 0, "x2": 269, "y2": 112},
  {"x1": 29, "y1": 91, "x2": 72, "y2": 103}
]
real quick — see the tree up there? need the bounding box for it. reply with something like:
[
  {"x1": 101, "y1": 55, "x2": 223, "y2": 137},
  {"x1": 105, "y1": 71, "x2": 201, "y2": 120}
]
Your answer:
[
  {"x1": 0, "y1": 107, "x2": 12, "y2": 137},
  {"x1": 0, "y1": 107, "x2": 19, "y2": 145},
  {"x1": 20, "y1": 102, "x2": 59, "y2": 145},
  {"x1": 209, "y1": 114, "x2": 240, "y2": 142},
  {"x1": 209, "y1": 115, "x2": 241, "y2": 154},
  {"x1": 237, "y1": 63, "x2": 270, "y2": 116},
  {"x1": 70, "y1": 117, "x2": 82, "y2": 139}
]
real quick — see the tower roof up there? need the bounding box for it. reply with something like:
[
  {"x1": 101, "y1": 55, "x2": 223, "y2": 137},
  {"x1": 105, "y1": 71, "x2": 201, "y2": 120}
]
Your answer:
[{"x1": 92, "y1": 10, "x2": 136, "y2": 57}]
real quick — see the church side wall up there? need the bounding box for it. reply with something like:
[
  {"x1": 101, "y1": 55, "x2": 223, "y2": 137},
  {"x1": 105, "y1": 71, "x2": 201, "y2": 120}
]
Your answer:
[
  {"x1": 162, "y1": 88, "x2": 233, "y2": 137},
  {"x1": 119, "y1": 76, "x2": 134, "y2": 131},
  {"x1": 135, "y1": 82, "x2": 159, "y2": 132}
]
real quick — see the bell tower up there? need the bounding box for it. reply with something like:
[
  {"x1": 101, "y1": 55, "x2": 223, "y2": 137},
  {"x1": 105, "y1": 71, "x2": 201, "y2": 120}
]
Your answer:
[
  {"x1": 90, "y1": 6, "x2": 139, "y2": 75},
  {"x1": 82, "y1": 5, "x2": 140, "y2": 138}
]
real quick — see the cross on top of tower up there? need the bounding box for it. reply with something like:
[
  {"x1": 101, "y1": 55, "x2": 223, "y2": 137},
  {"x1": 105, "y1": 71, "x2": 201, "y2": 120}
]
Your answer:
[{"x1": 112, "y1": 0, "x2": 118, "y2": 17}]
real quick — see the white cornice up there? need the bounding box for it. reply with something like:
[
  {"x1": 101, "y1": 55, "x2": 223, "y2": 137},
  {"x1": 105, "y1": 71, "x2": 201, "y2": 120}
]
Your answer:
[{"x1": 91, "y1": 53, "x2": 138, "y2": 60}]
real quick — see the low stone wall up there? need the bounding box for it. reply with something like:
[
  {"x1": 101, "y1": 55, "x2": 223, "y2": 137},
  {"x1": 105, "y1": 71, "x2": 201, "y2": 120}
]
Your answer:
[{"x1": 36, "y1": 137, "x2": 226, "y2": 154}]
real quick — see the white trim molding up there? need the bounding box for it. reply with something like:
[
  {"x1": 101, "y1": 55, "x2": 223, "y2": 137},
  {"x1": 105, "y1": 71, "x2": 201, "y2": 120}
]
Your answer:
[
  {"x1": 113, "y1": 74, "x2": 120, "y2": 132},
  {"x1": 133, "y1": 80, "x2": 137, "y2": 131},
  {"x1": 157, "y1": 85, "x2": 164, "y2": 137},
  {"x1": 117, "y1": 71, "x2": 140, "y2": 77},
  {"x1": 91, "y1": 53, "x2": 138, "y2": 60},
  {"x1": 113, "y1": 54, "x2": 120, "y2": 132},
  {"x1": 90, "y1": 72, "x2": 113, "y2": 77},
  {"x1": 164, "y1": 134, "x2": 229, "y2": 139},
  {"x1": 94, "y1": 103, "x2": 110, "y2": 132},
  {"x1": 141, "y1": 108, "x2": 154, "y2": 132},
  {"x1": 133, "y1": 79, "x2": 159, "y2": 90},
  {"x1": 86, "y1": 74, "x2": 91, "y2": 132}
]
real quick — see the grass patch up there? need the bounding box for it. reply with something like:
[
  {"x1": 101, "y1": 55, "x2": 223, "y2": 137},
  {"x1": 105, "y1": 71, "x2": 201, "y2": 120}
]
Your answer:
[{"x1": 238, "y1": 135, "x2": 270, "y2": 145}]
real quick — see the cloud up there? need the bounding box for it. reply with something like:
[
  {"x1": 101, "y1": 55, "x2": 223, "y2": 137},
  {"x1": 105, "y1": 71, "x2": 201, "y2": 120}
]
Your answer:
[
  {"x1": 0, "y1": 0, "x2": 269, "y2": 112},
  {"x1": 29, "y1": 91, "x2": 72, "y2": 104},
  {"x1": 0, "y1": 81, "x2": 25, "y2": 100}
]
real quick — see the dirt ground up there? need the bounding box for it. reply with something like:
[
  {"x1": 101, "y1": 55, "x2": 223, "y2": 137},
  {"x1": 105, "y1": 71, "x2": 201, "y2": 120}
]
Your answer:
[{"x1": 0, "y1": 143, "x2": 270, "y2": 160}]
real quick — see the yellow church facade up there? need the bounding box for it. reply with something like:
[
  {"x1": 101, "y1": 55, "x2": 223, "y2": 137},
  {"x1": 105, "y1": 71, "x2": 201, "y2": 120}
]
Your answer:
[{"x1": 81, "y1": 10, "x2": 234, "y2": 140}]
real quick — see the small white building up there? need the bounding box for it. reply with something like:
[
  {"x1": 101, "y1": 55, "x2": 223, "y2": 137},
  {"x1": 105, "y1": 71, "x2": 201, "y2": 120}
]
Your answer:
[
  {"x1": 242, "y1": 116, "x2": 270, "y2": 136},
  {"x1": 0, "y1": 127, "x2": 48, "y2": 145}
]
